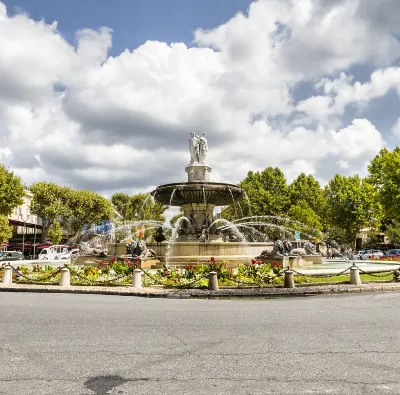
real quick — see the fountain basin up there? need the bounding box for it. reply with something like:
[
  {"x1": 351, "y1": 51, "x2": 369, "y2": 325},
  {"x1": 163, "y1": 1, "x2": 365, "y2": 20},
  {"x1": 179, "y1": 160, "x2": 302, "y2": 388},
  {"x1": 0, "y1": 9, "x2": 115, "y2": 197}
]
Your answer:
[{"x1": 151, "y1": 182, "x2": 243, "y2": 206}]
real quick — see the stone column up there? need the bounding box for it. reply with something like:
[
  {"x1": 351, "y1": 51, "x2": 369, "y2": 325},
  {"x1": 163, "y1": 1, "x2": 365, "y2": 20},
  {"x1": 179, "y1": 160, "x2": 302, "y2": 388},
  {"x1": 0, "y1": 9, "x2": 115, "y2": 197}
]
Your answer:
[
  {"x1": 208, "y1": 271, "x2": 219, "y2": 291},
  {"x1": 284, "y1": 270, "x2": 295, "y2": 288},
  {"x1": 59, "y1": 268, "x2": 70, "y2": 287},
  {"x1": 133, "y1": 269, "x2": 142, "y2": 288},
  {"x1": 2, "y1": 266, "x2": 12, "y2": 284},
  {"x1": 350, "y1": 267, "x2": 361, "y2": 285}
]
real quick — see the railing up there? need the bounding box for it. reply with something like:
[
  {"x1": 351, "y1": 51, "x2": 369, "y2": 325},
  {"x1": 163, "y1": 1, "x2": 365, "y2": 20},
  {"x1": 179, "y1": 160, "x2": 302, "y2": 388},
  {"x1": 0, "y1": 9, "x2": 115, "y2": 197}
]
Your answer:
[{"x1": 1, "y1": 263, "x2": 400, "y2": 290}]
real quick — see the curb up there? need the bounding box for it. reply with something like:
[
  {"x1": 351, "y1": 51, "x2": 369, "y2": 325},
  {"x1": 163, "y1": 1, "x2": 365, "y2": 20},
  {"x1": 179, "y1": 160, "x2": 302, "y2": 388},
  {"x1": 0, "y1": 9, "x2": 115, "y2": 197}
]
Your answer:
[{"x1": 2, "y1": 282, "x2": 400, "y2": 299}]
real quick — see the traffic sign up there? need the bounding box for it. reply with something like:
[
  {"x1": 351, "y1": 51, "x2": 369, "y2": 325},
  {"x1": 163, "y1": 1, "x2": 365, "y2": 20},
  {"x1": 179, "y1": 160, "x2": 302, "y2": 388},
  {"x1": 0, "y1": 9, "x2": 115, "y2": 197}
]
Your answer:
[{"x1": 295, "y1": 231, "x2": 301, "y2": 241}]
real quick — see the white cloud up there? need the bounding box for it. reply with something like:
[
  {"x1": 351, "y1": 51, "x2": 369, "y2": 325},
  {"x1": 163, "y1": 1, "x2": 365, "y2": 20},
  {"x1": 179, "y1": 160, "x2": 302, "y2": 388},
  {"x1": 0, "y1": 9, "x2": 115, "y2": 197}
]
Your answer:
[
  {"x1": 393, "y1": 119, "x2": 400, "y2": 137},
  {"x1": 0, "y1": 0, "x2": 398, "y2": 199},
  {"x1": 297, "y1": 68, "x2": 400, "y2": 124}
]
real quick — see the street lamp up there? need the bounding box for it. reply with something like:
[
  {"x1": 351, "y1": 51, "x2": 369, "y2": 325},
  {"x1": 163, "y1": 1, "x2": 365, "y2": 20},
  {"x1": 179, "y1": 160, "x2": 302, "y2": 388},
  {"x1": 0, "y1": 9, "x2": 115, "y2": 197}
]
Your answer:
[{"x1": 19, "y1": 213, "x2": 31, "y2": 257}]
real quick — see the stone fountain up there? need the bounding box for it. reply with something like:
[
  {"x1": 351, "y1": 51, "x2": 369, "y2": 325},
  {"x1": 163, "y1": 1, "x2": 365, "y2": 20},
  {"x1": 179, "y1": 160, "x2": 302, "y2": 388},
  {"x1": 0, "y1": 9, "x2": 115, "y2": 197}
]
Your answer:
[
  {"x1": 107, "y1": 133, "x2": 322, "y2": 268},
  {"x1": 145, "y1": 133, "x2": 274, "y2": 267},
  {"x1": 152, "y1": 133, "x2": 243, "y2": 242}
]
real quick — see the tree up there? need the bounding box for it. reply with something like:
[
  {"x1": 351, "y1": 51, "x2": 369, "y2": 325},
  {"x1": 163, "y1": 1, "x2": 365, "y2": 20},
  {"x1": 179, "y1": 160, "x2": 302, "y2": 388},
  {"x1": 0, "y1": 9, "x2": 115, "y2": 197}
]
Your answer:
[
  {"x1": 111, "y1": 193, "x2": 132, "y2": 221},
  {"x1": 0, "y1": 164, "x2": 25, "y2": 216},
  {"x1": 368, "y1": 147, "x2": 400, "y2": 222},
  {"x1": 111, "y1": 192, "x2": 168, "y2": 223},
  {"x1": 48, "y1": 220, "x2": 63, "y2": 244},
  {"x1": 130, "y1": 193, "x2": 168, "y2": 222},
  {"x1": 0, "y1": 215, "x2": 13, "y2": 244},
  {"x1": 288, "y1": 173, "x2": 327, "y2": 217},
  {"x1": 287, "y1": 200, "x2": 323, "y2": 234},
  {"x1": 30, "y1": 182, "x2": 72, "y2": 241},
  {"x1": 385, "y1": 221, "x2": 400, "y2": 247},
  {"x1": 222, "y1": 167, "x2": 290, "y2": 220},
  {"x1": 68, "y1": 190, "x2": 114, "y2": 234},
  {"x1": 324, "y1": 174, "x2": 382, "y2": 246}
]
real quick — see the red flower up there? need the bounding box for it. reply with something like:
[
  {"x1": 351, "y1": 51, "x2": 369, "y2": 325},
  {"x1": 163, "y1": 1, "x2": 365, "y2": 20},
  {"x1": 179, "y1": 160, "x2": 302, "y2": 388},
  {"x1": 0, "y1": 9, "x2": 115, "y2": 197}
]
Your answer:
[
  {"x1": 135, "y1": 257, "x2": 140, "y2": 262},
  {"x1": 210, "y1": 257, "x2": 215, "y2": 262},
  {"x1": 273, "y1": 262, "x2": 279, "y2": 268},
  {"x1": 257, "y1": 260, "x2": 262, "y2": 265},
  {"x1": 251, "y1": 259, "x2": 256, "y2": 264},
  {"x1": 57, "y1": 266, "x2": 61, "y2": 270}
]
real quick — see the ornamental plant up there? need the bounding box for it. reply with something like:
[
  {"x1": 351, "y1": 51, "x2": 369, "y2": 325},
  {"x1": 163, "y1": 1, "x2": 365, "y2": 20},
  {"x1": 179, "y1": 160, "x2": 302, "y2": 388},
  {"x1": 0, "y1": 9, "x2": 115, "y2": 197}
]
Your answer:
[{"x1": 237, "y1": 260, "x2": 282, "y2": 284}]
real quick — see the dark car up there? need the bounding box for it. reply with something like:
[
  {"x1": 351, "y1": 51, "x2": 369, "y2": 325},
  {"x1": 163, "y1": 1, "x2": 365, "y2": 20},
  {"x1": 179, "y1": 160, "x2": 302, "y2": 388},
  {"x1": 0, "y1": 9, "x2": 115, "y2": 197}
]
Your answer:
[
  {"x1": 0, "y1": 251, "x2": 24, "y2": 261},
  {"x1": 384, "y1": 249, "x2": 400, "y2": 258}
]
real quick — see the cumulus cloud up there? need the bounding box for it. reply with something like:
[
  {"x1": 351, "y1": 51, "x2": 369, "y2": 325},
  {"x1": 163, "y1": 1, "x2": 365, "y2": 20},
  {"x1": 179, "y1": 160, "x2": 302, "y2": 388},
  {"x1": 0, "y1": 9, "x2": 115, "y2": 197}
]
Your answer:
[{"x1": 0, "y1": 0, "x2": 398, "y2": 201}]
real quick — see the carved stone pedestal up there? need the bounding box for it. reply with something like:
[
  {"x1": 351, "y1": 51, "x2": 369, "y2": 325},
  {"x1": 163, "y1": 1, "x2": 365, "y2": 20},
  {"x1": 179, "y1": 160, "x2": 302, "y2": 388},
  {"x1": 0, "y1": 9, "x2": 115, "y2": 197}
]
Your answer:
[{"x1": 185, "y1": 163, "x2": 212, "y2": 182}]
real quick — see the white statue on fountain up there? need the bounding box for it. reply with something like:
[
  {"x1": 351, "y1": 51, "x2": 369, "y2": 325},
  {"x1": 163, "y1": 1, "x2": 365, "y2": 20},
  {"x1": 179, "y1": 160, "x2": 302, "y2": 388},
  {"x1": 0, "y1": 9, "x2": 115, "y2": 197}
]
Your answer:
[
  {"x1": 189, "y1": 132, "x2": 208, "y2": 164},
  {"x1": 198, "y1": 133, "x2": 208, "y2": 163},
  {"x1": 189, "y1": 133, "x2": 200, "y2": 163}
]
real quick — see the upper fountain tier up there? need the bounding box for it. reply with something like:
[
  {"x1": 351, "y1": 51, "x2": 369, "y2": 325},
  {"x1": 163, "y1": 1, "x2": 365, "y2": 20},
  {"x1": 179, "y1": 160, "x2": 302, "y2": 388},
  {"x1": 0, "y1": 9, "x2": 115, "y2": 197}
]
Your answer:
[
  {"x1": 151, "y1": 132, "x2": 244, "y2": 207},
  {"x1": 152, "y1": 182, "x2": 243, "y2": 206}
]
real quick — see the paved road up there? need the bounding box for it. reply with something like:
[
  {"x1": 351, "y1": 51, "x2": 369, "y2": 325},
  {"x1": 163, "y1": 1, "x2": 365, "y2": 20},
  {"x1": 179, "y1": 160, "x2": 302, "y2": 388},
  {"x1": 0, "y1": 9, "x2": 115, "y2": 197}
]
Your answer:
[{"x1": 1, "y1": 292, "x2": 400, "y2": 394}]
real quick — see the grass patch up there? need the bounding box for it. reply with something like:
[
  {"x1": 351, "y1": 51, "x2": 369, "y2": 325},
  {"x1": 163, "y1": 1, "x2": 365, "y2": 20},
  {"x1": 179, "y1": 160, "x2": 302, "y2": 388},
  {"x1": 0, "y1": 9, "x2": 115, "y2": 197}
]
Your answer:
[{"x1": 295, "y1": 273, "x2": 394, "y2": 284}]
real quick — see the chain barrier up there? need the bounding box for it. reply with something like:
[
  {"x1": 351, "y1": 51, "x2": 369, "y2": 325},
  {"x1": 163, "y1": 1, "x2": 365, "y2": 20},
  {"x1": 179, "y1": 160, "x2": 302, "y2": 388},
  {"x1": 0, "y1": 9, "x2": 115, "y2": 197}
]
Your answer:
[
  {"x1": 290, "y1": 265, "x2": 356, "y2": 279},
  {"x1": 357, "y1": 267, "x2": 395, "y2": 278},
  {"x1": 12, "y1": 266, "x2": 63, "y2": 283},
  {"x1": 5, "y1": 261, "x2": 398, "y2": 288}
]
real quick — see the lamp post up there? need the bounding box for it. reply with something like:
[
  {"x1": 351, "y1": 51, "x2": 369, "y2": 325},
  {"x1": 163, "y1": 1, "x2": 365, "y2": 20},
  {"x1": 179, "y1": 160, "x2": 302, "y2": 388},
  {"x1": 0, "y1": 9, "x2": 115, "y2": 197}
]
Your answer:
[
  {"x1": 33, "y1": 220, "x2": 37, "y2": 259},
  {"x1": 19, "y1": 213, "x2": 30, "y2": 257}
]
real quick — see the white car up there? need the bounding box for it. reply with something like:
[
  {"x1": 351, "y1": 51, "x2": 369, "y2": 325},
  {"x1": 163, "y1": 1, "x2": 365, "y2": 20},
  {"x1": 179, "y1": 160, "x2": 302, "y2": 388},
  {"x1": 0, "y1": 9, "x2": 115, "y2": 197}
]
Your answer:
[
  {"x1": 361, "y1": 250, "x2": 384, "y2": 260},
  {"x1": 58, "y1": 249, "x2": 80, "y2": 260},
  {"x1": 353, "y1": 250, "x2": 368, "y2": 260}
]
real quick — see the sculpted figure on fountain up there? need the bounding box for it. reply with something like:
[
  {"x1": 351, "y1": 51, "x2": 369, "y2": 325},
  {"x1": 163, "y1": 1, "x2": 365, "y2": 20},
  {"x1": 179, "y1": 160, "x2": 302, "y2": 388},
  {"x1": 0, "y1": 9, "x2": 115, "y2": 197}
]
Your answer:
[
  {"x1": 189, "y1": 133, "x2": 200, "y2": 163},
  {"x1": 198, "y1": 133, "x2": 208, "y2": 163}
]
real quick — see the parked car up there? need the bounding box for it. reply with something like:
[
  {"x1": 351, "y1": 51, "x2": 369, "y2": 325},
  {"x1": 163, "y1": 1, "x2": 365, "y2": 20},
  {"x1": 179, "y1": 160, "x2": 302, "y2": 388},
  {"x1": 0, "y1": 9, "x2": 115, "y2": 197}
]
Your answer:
[
  {"x1": 361, "y1": 250, "x2": 384, "y2": 260},
  {"x1": 0, "y1": 251, "x2": 24, "y2": 261},
  {"x1": 38, "y1": 245, "x2": 70, "y2": 260},
  {"x1": 57, "y1": 249, "x2": 80, "y2": 260},
  {"x1": 384, "y1": 249, "x2": 400, "y2": 258},
  {"x1": 353, "y1": 249, "x2": 369, "y2": 259}
]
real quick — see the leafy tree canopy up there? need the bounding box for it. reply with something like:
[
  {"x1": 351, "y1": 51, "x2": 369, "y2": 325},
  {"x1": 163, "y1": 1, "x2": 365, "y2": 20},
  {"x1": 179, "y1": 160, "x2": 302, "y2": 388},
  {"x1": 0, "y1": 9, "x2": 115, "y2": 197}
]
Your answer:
[
  {"x1": 68, "y1": 189, "x2": 114, "y2": 234},
  {"x1": 30, "y1": 182, "x2": 72, "y2": 241},
  {"x1": 111, "y1": 193, "x2": 132, "y2": 221},
  {"x1": 222, "y1": 167, "x2": 290, "y2": 221},
  {"x1": 287, "y1": 199, "x2": 323, "y2": 235},
  {"x1": 368, "y1": 147, "x2": 400, "y2": 222},
  {"x1": 288, "y1": 173, "x2": 327, "y2": 217},
  {"x1": 0, "y1": 215, "x2": 13, "y2": 244},
  {"x1": 325, "y1": 174, "x2": 382, "y2": 246},
  {"x1": 111, "y1": 192, "x2": 168, "y2": 223},
  {"x1": 0, "y1": 164, "x2": 25, "y2": 216},
  {"x1": 385, "y1": 221, "x2": 400, "y2": 246},
  {"x1": 48, "y1": 220, "x2": 63, "y2": 244}
]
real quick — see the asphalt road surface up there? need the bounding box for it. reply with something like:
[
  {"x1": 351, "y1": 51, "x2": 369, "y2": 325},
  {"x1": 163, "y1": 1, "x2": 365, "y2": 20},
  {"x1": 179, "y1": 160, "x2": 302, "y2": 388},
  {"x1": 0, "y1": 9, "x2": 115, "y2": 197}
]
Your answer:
[{"x1": 1, "y1": 292, "x2": 400, "y2": 395}]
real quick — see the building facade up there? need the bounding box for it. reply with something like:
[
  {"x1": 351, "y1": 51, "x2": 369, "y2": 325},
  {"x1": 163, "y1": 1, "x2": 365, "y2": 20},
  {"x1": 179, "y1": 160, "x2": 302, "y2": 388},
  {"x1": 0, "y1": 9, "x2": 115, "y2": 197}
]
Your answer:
[{"x1": 7, "y1": 189, "x2": 43, "y2": 243}]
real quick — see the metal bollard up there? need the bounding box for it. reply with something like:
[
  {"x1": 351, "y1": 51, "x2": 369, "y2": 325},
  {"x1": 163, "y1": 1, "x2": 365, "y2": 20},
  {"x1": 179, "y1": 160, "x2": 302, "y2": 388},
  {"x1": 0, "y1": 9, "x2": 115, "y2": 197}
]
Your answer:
[
  {"x1": 2, "y1": 266, "x2": 12, "y2": 284},
  {"x1": 350, "y1": 266, "x2": 361, "y2": 285},
  {"x1": 208, "y1": 271, "x2": 219, "y2": 291},
  {"x1": 132, "y1": 269, "x2": 142, "y2": 288},
  {"x1": 284, "y1": 270, "x2": 295, "y2": 288},
  {"x1": 59, "y1": 268, "x2": 70, "y2": 287}
]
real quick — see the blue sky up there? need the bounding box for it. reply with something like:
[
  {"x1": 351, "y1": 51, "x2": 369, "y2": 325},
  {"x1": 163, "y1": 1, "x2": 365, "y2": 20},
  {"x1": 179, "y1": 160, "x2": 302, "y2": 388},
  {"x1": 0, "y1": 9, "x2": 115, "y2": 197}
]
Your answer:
[{"x1": 4, "y1": 0, "x2": 252, "y2": 55}]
